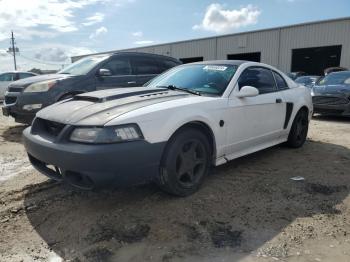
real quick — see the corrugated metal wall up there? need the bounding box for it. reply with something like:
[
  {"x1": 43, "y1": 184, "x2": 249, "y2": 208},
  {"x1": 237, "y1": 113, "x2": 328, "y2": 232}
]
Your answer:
[
  {"x1": 216, "y1": 29, "x2": 280, "y2": 66},
  {"x1": 71, "y1": 18, "x2": 350, "y2": 72},
  {"x1": 279, "y1": 19, "x2": 350, "y2": 72}
]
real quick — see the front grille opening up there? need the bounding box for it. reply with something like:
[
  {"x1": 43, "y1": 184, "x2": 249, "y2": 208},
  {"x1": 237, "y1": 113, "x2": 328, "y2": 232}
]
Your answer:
[
  {"x1": 28, "y1": 154, "x2": 63, "y2": 181},
  {"x1": 5, "y1": 96, "x2": 17, "y2": 105},
  {"x1": 8, "y1": 86, "x2": 23, "y2": 92},
  {"x1": 33, "y1": 118, "x2": 66, "y2": 137},
  {"x1": 312, "y1": 96, "x2": 349, "y2": 105}
]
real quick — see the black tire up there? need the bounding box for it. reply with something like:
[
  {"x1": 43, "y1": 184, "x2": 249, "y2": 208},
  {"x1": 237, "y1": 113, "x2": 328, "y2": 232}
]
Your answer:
[
  {"x1": 158, "y1": 128, "x2": 211, "y2": 196},
  {"x1": 286, "y1": 109, "x2": 309, "y2": 148}
]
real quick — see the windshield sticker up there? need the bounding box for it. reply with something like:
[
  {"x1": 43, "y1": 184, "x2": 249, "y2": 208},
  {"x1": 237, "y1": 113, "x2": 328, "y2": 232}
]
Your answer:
[{"x1": 203, "y1": 65, "x2": 228, "y2": 71}]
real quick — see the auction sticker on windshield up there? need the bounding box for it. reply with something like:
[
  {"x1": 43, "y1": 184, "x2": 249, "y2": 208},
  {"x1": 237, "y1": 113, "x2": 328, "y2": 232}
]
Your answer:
[{"x1": 203, "y1": 65, "x2": 228, "y2": 71}]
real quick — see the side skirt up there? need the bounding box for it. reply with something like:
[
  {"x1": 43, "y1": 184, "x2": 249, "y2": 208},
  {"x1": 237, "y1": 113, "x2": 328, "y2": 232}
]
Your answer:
[{"x1": 215, "y1": 138, "x2": 287, "y2": 166}]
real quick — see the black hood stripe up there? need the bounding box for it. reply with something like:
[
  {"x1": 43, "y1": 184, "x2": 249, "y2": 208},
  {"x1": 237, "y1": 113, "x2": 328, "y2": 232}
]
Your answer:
[{"x1": 74, "y1": 88, "x2": 169, "y2": 103}]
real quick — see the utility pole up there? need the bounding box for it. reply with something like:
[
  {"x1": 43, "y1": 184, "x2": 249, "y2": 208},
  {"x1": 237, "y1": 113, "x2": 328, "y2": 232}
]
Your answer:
[{"x1": 11, "y1": 31, "x2": 17, "y2": 70}]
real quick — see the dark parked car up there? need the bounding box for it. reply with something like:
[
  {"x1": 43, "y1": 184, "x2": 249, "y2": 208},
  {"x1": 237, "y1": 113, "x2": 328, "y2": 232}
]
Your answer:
[
  {"x1": 312, "y1": 71, "x2": 350, "y2": 116},
  {"x1": 295, "y1": 75, "x2": 320, "y2": 88},
  {"x1": 2, "y1": 52, "x2": 181, "y2": 124}
]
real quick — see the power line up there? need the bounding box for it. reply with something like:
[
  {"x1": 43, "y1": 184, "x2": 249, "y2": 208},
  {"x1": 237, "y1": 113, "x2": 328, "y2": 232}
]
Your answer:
[{"x1": 19, "y1": 53, "x2": 70, "y2": 66}]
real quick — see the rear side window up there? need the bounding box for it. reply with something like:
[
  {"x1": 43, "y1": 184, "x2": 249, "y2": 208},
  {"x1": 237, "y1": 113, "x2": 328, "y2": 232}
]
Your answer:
[
  {"x1": 238, "y1": 67, "x2": 276, "y2": 94},
  {"x1": 0, "y1": 73, "x2": 14, "y2": 81},
  {"x1": 131, "y1": 57, "x2": 161, "y2": 75},
  {"x1": 273, "y1": 71, "x2": 289, "y2": 90},
  {"x1": 102, "y1": 58, "x2": 132, "y2": 75}
]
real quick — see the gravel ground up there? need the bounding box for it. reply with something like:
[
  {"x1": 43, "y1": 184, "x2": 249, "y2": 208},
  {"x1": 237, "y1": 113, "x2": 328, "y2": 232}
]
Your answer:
[{"x1": 0, "y1": 113, "x2": 349, "y2": 262}]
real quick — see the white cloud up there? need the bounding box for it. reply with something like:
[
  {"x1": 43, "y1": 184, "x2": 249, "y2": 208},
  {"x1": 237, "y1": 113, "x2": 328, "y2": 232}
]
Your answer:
[
  {"x1": 0, "y1": 0, "x2": 110, "y2": 41},
  {"x1": 89, "y1": 26, "x2": 108, "y2": 39},
  {"x1": 0, "y1": 44, "x2": 94, "y2": 72},
  {"x1": 193, "y1": 4, "x2": 261, "y2": 33},
  {"x1": 82, "y1": 12, "x2": 105, "y2": 26},
  {"x1": 132, "y1": 31, "x2": 143, "y2": 37},
  {"x1": 133, "y1": 40, "x2": 154, "y2": 45}
]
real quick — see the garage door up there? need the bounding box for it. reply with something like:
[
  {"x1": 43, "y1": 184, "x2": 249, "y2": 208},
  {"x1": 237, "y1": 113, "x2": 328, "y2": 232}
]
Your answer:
[{"x1": 291, "y1": 45, "x2": 342, "y2": 75}]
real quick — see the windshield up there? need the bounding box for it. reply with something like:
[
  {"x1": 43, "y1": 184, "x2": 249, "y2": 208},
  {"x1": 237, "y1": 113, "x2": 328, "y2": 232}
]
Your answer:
[
  {"x1": 317, "y1": 72, "x2": 350, "y2": 86},
  {"x1": 59, "y1": 55, "x2": 109, "y2": 75},
  {"x1": 147, "y1": 64, "x2": 238, "y2": 96}
]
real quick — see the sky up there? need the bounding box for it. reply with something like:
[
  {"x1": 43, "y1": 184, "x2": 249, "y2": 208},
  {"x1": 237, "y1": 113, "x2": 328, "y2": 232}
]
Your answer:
[{"x1": 0, "y1": 0, "x2": 349, "y2": 72}]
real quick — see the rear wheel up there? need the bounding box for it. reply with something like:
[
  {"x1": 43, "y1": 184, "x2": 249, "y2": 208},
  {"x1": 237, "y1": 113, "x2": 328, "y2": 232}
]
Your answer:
[
  {"x1": 158, "y1": 128, "x2": 211, "y2": 196},
  {"x1": 286, "y1": 109, "x2": 309, "y2": 148}
]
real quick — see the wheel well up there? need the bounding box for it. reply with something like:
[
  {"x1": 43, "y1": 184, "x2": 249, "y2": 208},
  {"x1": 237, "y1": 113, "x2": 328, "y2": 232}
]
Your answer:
[
  {"x1": 299, "y1": 106, "x2": 309, "y2": 114},
  {"x1": 169, "y1": 121, "x2": 216, "y2": 162}
]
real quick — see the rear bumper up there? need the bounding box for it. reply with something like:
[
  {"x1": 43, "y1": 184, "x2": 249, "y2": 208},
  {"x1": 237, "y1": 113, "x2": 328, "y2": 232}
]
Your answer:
[{"x1": 23, "y1": 127, "x2": 166, "y2": 189}]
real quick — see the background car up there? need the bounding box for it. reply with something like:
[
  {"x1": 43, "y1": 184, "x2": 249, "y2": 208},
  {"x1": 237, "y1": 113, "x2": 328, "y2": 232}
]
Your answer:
[
  {"x1": 0, "y1": 71, "x2": 37, "y2": 100},
  {"x1": 324, "y1": 66, "x2": 348, "y2": 75},
  {"x1": 287, "y1": 71, "x2": 306, "y2": 80},
  {"x1": 23, "y1": 61, "x2": 312, "y2": 196},
  {"x1": 312, "y1": 71, "x2": 350, "y2": 116},
  {"x1": 2, "y1": 52, "x2": 181, "y2": 124},
  {"x1": 295, "y1": 75, "x2": 320, "y2": 88}
]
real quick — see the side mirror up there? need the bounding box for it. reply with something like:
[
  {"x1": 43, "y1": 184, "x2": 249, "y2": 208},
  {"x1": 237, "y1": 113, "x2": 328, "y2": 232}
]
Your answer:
[
  {"x1": 236, "y1": 86, "x2": 259, "y2": 98},
  {"x1": 97, "y1": 68, "x2": 112, "y2": 77}
]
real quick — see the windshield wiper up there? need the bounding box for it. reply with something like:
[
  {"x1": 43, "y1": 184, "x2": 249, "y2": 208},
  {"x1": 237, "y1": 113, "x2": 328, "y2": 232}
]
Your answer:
[{"x1": 157, "y1": 85, "x2": 201, "y2": 96}]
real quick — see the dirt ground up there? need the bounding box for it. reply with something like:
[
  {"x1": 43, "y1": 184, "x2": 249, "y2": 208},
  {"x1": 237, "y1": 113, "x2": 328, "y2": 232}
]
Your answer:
[{"x1": 0, "y1": 113, "x2": 349, "y2": 262}]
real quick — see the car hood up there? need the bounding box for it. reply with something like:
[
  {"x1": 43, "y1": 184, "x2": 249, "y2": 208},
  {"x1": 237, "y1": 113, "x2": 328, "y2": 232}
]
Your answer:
[
  {"x1": 9, "y1": 74, "x2": 75, "y2": 88},
  {"x1": 313, "y1": 84, "x2": 350, "y2": 96},
  {"x1": 37, "y1": 87, "x2": 190, "y2": 126}
]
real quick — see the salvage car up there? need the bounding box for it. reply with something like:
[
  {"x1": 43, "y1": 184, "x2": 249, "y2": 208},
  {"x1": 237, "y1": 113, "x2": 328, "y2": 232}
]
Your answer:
[
  {"x1": 2, "y1": 52, "x2": 180, "y2": 124},
  {"x1": 312, "y1": 71, "x2": 350, "y2": 116},
  {"x1": 295, "y1": 75, "x2": 320, "y2": 88},
  {"x1": 23, "y1": 61, "x2": 313, "y2": 196}
]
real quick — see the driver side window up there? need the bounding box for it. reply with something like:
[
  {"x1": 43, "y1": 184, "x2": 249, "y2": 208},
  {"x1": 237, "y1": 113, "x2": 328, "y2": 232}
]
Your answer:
[
  {"x1": 102, "y1": 58, "x2": 132, "y2": 76},
  {"x1": 238, "y1": 67, "x2": 277, "y2": 94}
]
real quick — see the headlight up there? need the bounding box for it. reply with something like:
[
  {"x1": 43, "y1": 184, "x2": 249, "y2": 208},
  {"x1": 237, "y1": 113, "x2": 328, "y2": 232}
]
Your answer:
[
  {"x1": 310, "y1": 89, "x2": 315, "y2": 96},
  {"x1": 70, "y1": 124, "x2": 143, "y2": 143},
  {"x1": 24, "y1": 80, "x2": 57, "y2": 93}
]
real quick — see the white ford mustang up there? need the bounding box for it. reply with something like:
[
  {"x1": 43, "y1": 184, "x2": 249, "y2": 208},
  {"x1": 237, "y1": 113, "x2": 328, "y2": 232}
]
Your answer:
[{"x1": 23, "y1": 61, "x2": 313, "y2": 196}]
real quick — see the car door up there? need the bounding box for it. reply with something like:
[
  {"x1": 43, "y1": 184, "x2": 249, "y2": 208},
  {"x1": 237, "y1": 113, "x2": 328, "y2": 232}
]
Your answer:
[
  {"x1": 130, "y1": 56, "x2": 161, "y2": 86},
  {"x1": 95, "y1": 56, "x2": 137, "y2": 90},
  {"x1": 0, "y1": 73, "x2": 15, "y2": 99},
  {"x1": 225, "y1": 66, "x2": 286, "y2": 158}
]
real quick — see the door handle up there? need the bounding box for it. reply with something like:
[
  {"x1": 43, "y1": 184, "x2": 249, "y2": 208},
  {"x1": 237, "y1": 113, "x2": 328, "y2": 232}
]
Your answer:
[
  {"x1": 127, "y1": 81, "x2": 137, "y2": 85},
  {"x1": 276, "y1": 98, "x2": 283, "y2": 103}
]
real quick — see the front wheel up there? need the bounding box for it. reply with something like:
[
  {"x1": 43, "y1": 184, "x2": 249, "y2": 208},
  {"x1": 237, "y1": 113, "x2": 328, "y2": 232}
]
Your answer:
[
  {"x1": 286, "y1": 109, "x2": 309, "y2": 148},
  {"x1": 158, "y1": 128, "x2": 211, "y2": 196}
]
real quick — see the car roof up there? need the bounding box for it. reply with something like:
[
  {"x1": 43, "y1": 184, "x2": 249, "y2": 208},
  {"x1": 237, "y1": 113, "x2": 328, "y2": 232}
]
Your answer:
[
  {"x1": 186, "y1": 60, "x2": 249, "y2": 66},
  {"x1": 109, "y1": 51, "x2": 181, "y2": 62},
  {"x1": 0, "y1": 71, "x2": 36, "y2": 74}
]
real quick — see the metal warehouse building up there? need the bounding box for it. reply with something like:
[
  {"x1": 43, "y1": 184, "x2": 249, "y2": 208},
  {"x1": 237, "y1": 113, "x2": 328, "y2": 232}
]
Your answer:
[{"x1": 72, "y1": 17, "x2": 350, "y2": 75}]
